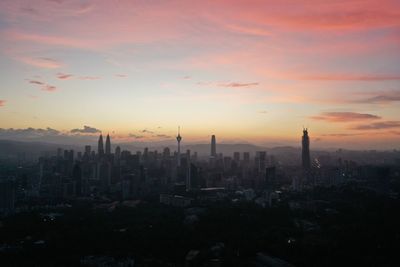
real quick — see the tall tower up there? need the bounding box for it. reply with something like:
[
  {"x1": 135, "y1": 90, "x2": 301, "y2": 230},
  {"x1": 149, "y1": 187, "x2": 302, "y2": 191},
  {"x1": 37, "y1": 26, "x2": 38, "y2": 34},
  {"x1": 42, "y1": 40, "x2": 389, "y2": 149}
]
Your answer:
[
  {"x1": 98, "y1": 134, "x2": 104, "y2": 156},
  {"x1": 176, "y1": 126, "x2": 182, "y2": 167},
  {"x1": 302, "y1": 128, "x2": 311, "y2": 170},
  {"x1": 105, "y1": 134, "x2": 111, "y2": 155},
  {"x1": 211, "y1": 135, "x2": 216, "y2": 158}
]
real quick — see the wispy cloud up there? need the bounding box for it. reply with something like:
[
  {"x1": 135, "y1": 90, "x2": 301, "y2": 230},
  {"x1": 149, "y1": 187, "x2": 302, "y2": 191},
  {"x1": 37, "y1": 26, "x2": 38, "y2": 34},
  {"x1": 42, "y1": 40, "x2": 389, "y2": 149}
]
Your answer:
[
  {"x1": 321, "y1": 133, "x2": 364, "y2": 137},
  {"x1": 18, "y1": 57, "x2": 63, "y2": 69},
  {"x1": 355, "y1": 91, "x2": 400, "y2": 104},
  {"x1": 294, "y1": 73, "x2": 400, "y2": 81},
  {"x1": 29, "y1": 80, "x2": 44, "y2": 85},
  {"x1": 141, "y1": 129, "x2": 154, "y2": 134},
  {"x1": 350, "y1": 121, "x2": 400, "y2": 130},
  {"x1": 56, "y1": 72, "x2": 73, "y2": 80},
  {"x1": 154, "y1": 134, "x2": 171, "y2": 138},
  {"x1": 42, "y1": 84, "x2": 57, "y2": 92},
  {"x1": 218, "y1": 82, "x2": 259, "y2": 88},
  {"x1": 78, "y1": 76, "x2": 100, "y2": 80},
  {"x1": 0, "y1": 100, "x2": 6, "y2": 107},
  {"x1": 197, "y1": 81, "x2": 259, "y2": 88},
  {"x1": 129, "y1": 134, "x2": 144, "y2": 139},
  {"x1": 311, "y1": 112, "x2": 381, "y2": 122},
  {"x1": 115, "y1": 74, "x2": 127, "y2": 78},
  {"x1": 28, "y1": 79, "x2": 58, "y2": 92}
]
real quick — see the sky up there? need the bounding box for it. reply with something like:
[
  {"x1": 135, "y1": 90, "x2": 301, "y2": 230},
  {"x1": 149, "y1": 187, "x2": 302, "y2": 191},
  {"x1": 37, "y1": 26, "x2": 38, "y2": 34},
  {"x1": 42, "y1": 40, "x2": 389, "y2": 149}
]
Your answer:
[{"x1": 0, "y1": 0, "x2": 399, "y2": 149}]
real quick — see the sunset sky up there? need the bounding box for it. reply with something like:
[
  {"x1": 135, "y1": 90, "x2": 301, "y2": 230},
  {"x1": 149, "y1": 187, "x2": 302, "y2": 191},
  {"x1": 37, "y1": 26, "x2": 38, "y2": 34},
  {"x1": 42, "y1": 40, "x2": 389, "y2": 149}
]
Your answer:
[{"x1": 0, "y1": 0, "x2": 399, "y2": 149}]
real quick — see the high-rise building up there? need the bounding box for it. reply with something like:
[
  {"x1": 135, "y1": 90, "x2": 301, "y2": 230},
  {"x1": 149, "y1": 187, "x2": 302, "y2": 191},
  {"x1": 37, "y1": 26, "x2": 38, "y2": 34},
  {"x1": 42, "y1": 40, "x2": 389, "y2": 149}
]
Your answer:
[
  {"x1": 186, "y1": 149, "x2": 191, "y2": 191},
  {"x1": 211, "y1": 135, "x2": 217, "y2": 157},
  {"x1": 233, "y1": 152, "x2": 240, "y2": 162},
  {"x1": 243, "y1": 152, "x2": 250, "y2": 163},
  {"x1": 302, "y1": 128, "x2": 311, "y2": 170},
  {"x1": 176, "y1": 127, "x2": 182, "y2": 167},
  {"x1": 98, "y1": 134, "x2": 104, "y2": 156},
  {"x1": 105, "y1": 134, "x2": 111, "y2": 155},
  {"x1": 84, "y1": 145, "x2": 91, "y2": 156},
  {"x1": 163, "y1": 147, "x2": 171, "y2": 158},
  {"x1": 115, "y1": 146, "x2": 121, "y2": 162},
  {"x1": 0, "y1": 178, "x2": 15, "y2": 216}
]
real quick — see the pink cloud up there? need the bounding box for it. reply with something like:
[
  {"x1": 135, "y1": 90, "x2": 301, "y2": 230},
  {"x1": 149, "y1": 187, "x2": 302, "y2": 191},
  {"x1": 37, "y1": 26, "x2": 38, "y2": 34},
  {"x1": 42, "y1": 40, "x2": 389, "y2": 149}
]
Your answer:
[
  {"x1": 42, "y1": 84, "x2": 57, "y2": 92},
  {"x1": 28, "y1": 80, "x2": 57, "y2": 92},
  {"x1": 29, "y1": 80, "x2": 44, "y2": 85},
  {"x1": 218, "y1": 82, "x2": 259, "y2": 88},
  {"x1": 78, "y1": 76, "x2": 100, "y2": 80},
  {"x1": 294, "y1": 74, "x2": 400, "y2": 81},
  {"x1": 56, "y1": 72, "x2": 73, "y2": 79},
  {"x1": 350, "y1": 121, "x2": 400, "y2": 130},
  {"x1": 18, "y1": 57, "x2": 63, "y2": 69},
  {"x1": 311, "y1": 112, "x2": 381, "y2": 122},
  {"x1": 0, "y1": 100, "x2": 6, "y2": 107}
]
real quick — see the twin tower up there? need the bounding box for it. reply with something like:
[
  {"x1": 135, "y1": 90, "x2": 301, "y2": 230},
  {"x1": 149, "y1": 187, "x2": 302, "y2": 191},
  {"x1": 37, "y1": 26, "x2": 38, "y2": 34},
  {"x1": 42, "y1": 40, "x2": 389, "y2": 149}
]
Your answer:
[{"x1": 97, "y1": 134, "x2": 111, "y2": 156}]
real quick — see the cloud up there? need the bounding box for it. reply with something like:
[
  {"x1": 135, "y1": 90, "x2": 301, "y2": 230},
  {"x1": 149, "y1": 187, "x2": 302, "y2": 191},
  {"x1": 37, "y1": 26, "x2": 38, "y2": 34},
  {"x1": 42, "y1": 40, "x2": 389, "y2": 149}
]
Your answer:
[
  {"x1": 57, "y1": 72, "x2": 73, "y2": 79},
  {"x1": 115, "y1": 74, "x2": 127, "y2": 78},
  {"x1": 321, "y1": 133, "x2": 364, "y2": 137},
  {"x1": 311, "y1": 112, "x2": 381, "y2": 122},
  {"x1": 28, "y1": 79, "x2": 58, "y2": 92},
  {"x1": 293, "y1": 73, "x2": 400, "y2": 81},
  {"x1": 218, "y1": 82, "x2": 259, "y2": 88},
  {"x1": 78, "y1": 76, "x2": 100, "y2": 80},
  {"x1": 258, "y1": 110, "x2": 268, "y2": 114},
  {"x1": 154, "y1": 134, "x2": 171, "y2": 138},
  {"x1": 129, "y1": 134, "x2": 144, "y2": 139},
  {"x1": 42, "y1": 84, "x2": 57, "y2": 92},
  {"x1": 0, "y1": 127, "x2": 102, "y2": 145},
  {"x1": 0, "y1": 100, "x2": 6, "y2": 107},
  {"x1": 356, "y1": 91, "x2": 400, "y2": 104},
  {"x1": 18, "y1": 57, "x2": 63, "y2": 69},
  {"x1": 182, "y1": 76, "x2": 191, "y2": 80},
  {"x1": 70, "y1": 125, "x2": 101, "y2": 134},
  {"x1": 29, "y1": 80, "x2": 44, "y2": 85},
  {"x1": 0, "y1": 127, "x2": 60, "y2": 139},
  {"x1": 350, "y1": 121, "x2": 400, "y2": 130},
  {"x1": 141, "y1": 129, "x2": 154, "y2": 134}
]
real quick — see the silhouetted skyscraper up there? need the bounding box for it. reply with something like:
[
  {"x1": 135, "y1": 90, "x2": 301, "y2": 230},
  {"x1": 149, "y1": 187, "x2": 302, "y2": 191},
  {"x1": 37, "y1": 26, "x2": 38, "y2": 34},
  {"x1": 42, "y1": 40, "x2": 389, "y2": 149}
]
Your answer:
[
  {"x1": 105, "y1": 134, "x2": 111, "y2": 155},
  {"x1": 211, "y1": 135, "x2": 216, "y2": 157},
  {"x1": 186, "y1": 149, "x2": 191, "y2": 191},
  {"x1": 176, "y1": 127, "x2": 182, "y2": 167},
  {"x1": 115, "y1": 146, "x2": 121, "y2": 162},
  {"x1": 84, "y1": 145, "x2": 91, "y2": 156},
  {"x1": 98, "y1": 134, "x2": 104, "y2": 156},
  {"x1": 302, "y1": 128, "x2": 311, "y2": 170}
]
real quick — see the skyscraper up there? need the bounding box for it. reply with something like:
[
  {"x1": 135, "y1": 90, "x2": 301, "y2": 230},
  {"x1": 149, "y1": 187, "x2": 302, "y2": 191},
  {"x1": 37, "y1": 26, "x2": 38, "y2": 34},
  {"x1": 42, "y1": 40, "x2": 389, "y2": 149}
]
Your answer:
[
  {"x1": 98, "y1": 134, "x2": 104, "y2": 156},
  {"x1": 186, "y1": 149, "x2": 191, "y2": 191},
  {"x1": 84, "y1": 145, "x2": 91, "y2": 156},
  {"x1": 302, "y1": 128, "x2": 311, "y2": 170},
  {"x1": 211, "y1": 135, "x2": 217, "y2": 157},
  {"x1": 105, "y1": 134, "x2": 111, "y2": 155},
  {"x1": 176, "y1": 127, "x2": 182, "y2": 167}
]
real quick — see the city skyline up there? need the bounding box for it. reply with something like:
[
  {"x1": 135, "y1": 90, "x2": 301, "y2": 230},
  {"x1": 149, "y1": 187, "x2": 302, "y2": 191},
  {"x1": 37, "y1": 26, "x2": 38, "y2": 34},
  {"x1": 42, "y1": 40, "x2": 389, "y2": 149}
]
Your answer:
[{"x1": 0, "y1": 0, "x2": 400, "y2": 149}]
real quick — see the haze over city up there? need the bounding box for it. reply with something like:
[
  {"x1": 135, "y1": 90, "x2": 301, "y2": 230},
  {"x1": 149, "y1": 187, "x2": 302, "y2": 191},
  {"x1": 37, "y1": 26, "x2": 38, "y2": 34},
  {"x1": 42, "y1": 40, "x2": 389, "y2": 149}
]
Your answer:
[
  {"x1": 0, "y1": 0, "x2": 399, "y2": 149},
  {"x1": 2, "y1": 1, "x2": 400, "y2": 267}
]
